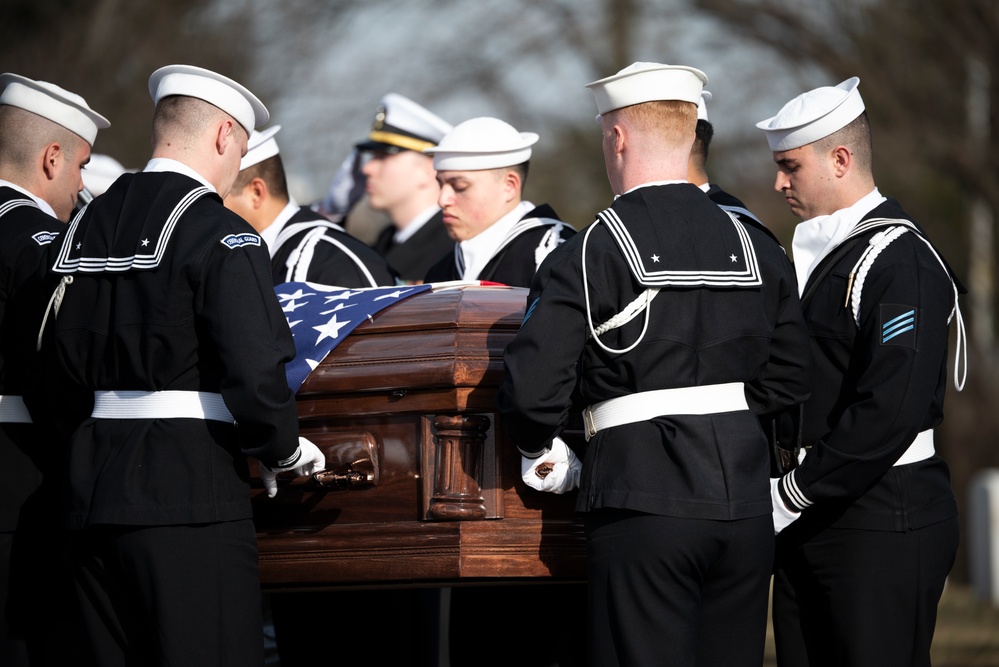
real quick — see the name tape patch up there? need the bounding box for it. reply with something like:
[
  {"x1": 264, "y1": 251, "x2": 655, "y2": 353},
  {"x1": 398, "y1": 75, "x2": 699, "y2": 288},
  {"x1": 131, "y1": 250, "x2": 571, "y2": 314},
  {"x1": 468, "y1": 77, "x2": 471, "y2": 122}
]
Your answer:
[
  {"x1": 220, "y1": 233, "x2": 261, "y2": 249},
  {"x1": 31, "y1": 230, "x2": 59, "y2": 246}
]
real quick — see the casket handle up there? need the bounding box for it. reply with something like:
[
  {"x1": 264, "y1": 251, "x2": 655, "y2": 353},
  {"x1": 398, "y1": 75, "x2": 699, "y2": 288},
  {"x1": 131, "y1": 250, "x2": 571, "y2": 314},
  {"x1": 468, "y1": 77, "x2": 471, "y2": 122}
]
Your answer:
[
  {"x1": 311, "y1": 458, "x2": 377, "y2": 489},
  {"x1": 301, "y1": 430, "x2": 380, "y2": 490}
]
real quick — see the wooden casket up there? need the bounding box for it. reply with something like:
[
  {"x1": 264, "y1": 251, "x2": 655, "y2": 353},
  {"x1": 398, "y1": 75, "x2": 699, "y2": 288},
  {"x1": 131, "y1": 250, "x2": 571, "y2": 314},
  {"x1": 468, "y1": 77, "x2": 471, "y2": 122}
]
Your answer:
[{"x1": 250, "y1": 285, "x2": 586, "y2": 591}]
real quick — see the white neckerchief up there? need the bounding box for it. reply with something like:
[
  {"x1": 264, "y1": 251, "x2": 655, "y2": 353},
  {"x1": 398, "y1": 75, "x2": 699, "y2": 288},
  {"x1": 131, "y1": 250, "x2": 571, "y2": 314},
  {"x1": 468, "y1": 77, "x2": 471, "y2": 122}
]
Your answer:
[
  {"x1": 791, "y1": 188, "x2": 886, "y2": 295},
  {"x1": 460, "y1": 200, "x2": 534, "y2": 280},
  {"x1": 0, "y1": 179, "x2": 57, "y2": 218},
  {"x1": 143, "y1": 158, "x2": 217, "y2": 193},
  {"x1": 394, "y1": 204, "x2": 440, "y2": 244},
  {"x1": 260, "y1": 198, "x2": 299, "y2": 257}
]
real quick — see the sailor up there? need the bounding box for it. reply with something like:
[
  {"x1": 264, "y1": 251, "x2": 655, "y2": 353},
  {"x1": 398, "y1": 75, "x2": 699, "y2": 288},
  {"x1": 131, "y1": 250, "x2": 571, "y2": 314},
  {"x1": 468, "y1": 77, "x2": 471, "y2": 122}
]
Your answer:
[
  {"x1": 497, "y1": 62, "x2": 812, "y2": 665},
  {"x1": 37, "y1": 64, "x2": 325, "y2": 666},
  {"x1": 359, "y1": 93, "x2": 454, "y2": 282},
  {"x1": 224, "y1": 124, "x2": 397, "y2": 287},
  {"x1": 689, "y1": 89, "x2": 783, "y2": 247},
  {"x1": 758, "y1": 76, "x2": 966, "y2": 667},
  {"x1": 0, "y1": 71, "x2": 108, "y2": 667},
  {"x1": 74, "y1": 152, "x2": 128, "y2": 215},
  {"x1": 423, "y1": 116, "x2": 574, "y2": 286}
]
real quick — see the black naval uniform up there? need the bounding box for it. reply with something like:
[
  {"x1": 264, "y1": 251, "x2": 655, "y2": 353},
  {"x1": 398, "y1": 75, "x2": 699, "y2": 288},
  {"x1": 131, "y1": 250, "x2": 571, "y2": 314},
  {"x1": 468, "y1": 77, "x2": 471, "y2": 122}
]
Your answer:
[
  {"x1": 371, "y1": 210, "x2": 451, "y2": 282},
  {"x1": 423, "y1": 204, "x2": 573, "y2": 286},
  {"x1": 498, "y1": 183, "x2": 812, "y2": 666},
  {"x1": 41, "y1": 170, "x2": 301, "y2": 667},
  {"x1": 772, "y1": 198, "x2": 961, "y2": 667},
  {"x1": 0, "y1": 187, "x2": 94, "y2": 666},
  {"x1": 705, "y1": 183, "x2": 783, "y2": 247},
  {"x1": 271, "y1": 206, "x2": 397, "y2": 287}
]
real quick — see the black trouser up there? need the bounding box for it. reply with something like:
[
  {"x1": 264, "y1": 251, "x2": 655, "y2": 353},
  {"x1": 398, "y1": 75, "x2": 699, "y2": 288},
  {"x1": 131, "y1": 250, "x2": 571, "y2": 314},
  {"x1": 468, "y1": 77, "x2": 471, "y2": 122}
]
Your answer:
[
  {"x1": 586, "y1": 509, "x2": 775, "y2": 667},
  {"x1": 772, "y1": 516, "x2": 959, "y2": 667},
  {"x1": 1, "y1": 528, "x2": 94, "y2": 667},
  {"x1": 70, "y1": 520, "x2": 264, "y2": 667}
]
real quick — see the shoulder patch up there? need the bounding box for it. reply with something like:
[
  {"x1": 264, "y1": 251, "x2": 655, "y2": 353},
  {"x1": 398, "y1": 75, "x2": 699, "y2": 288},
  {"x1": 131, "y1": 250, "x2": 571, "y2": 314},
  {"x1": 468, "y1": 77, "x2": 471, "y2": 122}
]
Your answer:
[
  {"x1": 880, "y1": 304, "x2": 917, "y2": 348},
  {"x1": 220, "y1": 233, "x2": 262, "y2": 249},
  {"x1": 31, "y1": 230, "x2": 59, "y2": 246}
]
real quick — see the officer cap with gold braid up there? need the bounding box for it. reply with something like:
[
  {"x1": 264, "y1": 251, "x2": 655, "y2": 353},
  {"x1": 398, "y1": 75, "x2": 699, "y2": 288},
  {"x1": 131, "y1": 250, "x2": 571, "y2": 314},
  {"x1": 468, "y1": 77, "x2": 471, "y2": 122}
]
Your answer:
[{"x1": 356, "y1": 93, "x2": 452, "y2": 155}]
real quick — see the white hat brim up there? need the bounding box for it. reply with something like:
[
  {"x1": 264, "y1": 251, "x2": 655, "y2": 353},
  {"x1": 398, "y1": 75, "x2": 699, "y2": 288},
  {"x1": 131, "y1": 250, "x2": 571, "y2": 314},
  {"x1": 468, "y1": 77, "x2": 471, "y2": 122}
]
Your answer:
[
  {"x1": 148, "y1": 64, "x2": 268, "y2": 135},
  {"x1": 0, "y1": 72, "x2": 110, "y2": 146}
]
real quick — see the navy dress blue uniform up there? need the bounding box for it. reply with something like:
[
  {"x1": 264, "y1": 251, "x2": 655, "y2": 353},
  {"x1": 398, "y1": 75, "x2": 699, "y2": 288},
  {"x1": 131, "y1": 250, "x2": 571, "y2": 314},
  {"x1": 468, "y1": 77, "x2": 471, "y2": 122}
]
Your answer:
[
  {"x1": 0, "y1": 187, "x2": 94, "y2": 666},
  {"x1": 771, "y1": 198, "x2": 961, "y2": 667},
  {"x1": 270, "y1": 206, "x2": 397, "y2": 287},
  {"x1": 423, "y1": 204, "x2": 573, "y2": 287},
  {"x1": 41, "y1": 169, "x2": 301, "y2": 667},
  {"x1": 705, "y1": 183, "x2": 783, "y2": 247},
  {"x1": 499, "y1": 182, "x2": 812, "y2": 666},
  {"x1": 371, "y1": 209, "x2": 451, "y2": 282}
]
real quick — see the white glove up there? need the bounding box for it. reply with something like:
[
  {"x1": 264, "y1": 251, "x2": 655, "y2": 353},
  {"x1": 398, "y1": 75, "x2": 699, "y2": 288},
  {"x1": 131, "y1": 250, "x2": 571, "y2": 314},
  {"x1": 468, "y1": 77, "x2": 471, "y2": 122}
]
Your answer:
[
  {"x1": 771, "y1": 477, "x2": 801, "y2": 534},
  {"x1": 261, "y1": 437, "x2": 327, "y2": 498},
  {"x1": 521, "y1": 437, "x2": 582, "y2": 494}
]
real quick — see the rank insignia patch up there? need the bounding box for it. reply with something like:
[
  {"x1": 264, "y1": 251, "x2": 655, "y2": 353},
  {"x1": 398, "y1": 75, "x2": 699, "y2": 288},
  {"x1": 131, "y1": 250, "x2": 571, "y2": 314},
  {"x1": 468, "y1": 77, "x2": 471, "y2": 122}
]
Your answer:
[
  {"x1": 220, "y1": 233, "x2": 261, "y2": 249},
  {"x1": 522, "y1": 297, "x2": 539, "y2": 327},
  {"x1": 880, "y1": 305, "x2": 916, "y2": 347}
]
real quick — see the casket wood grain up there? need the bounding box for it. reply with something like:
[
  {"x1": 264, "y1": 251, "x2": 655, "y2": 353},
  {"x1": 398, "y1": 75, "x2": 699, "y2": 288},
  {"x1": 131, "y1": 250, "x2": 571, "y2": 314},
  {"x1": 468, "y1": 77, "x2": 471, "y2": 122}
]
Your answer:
[{"x1": 250, "y1": 286, "x2": 586, "y2": 590}]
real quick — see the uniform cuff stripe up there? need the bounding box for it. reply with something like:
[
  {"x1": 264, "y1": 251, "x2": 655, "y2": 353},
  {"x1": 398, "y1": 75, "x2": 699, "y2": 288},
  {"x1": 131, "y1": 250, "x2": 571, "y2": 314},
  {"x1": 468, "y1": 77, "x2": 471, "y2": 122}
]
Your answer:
[{"x1": 781, "y1": 471, "x2": 812, "y2": 511}]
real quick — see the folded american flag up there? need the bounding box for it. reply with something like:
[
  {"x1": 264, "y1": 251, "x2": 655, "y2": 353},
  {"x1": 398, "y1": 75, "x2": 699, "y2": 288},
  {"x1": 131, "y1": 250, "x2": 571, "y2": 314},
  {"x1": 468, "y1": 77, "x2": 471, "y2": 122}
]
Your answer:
[{"x1": 274, "y1": 282, "x2": 433, "y2": 392}]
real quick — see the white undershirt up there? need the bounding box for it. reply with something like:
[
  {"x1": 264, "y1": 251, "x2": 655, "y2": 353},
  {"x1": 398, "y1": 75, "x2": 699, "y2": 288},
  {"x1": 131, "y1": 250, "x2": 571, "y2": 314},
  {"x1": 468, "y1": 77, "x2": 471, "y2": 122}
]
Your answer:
[
  {"x1": 0, "y1": 179, "x2": 56, "y2": 218},
  {"x1": 459, "y1": 200, "x2": 534, "y2": 280},
  {"x1": 143, "y1": 158, "x2": 216, "y2": 193},
  {"x1": 260, "y1": 199, "x2": 299, "y2": 257},
  {"x1": 790, "y1": 188, "x2": 886, "y2": 295}
]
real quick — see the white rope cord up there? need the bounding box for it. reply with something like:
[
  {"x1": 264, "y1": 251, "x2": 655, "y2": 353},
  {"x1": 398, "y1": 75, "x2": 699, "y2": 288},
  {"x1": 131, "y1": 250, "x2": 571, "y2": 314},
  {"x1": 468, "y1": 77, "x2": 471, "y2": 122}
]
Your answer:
[
  {"x1": 288, "y1": 227, "x2": 380, "y2": 287},
  {"x1": 592, "y1": 288, "x2": 660, "y2": 337},
  {"x1": 534, "y1": 222, "x2": 565, "y2": 271},
  {"x1": 849, "y1": 226, "x2": 910, "y2": 327},
  {"x1": 36, "y1": 275, "x2": 73, "y2": 351},
  {"x1": 846, "y1": 225, "x2": 967, "y2": 392},
  {"x1": 582, "y1": 221, "x2": 656, "y2": 355}
]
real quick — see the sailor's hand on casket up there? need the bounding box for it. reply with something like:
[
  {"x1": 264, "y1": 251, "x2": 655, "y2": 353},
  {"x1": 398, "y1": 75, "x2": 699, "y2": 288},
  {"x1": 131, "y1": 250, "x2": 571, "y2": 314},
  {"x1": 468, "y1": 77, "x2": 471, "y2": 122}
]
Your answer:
[
  {"x1": 771, "y1": 477, "x2": 800, "y2": 534},
  {"x1": 521, "y1": 437, "x2": 582, "y2": 494},
  {"x1": 261, "y1": 437, "x2": 328, "y2": 498}
]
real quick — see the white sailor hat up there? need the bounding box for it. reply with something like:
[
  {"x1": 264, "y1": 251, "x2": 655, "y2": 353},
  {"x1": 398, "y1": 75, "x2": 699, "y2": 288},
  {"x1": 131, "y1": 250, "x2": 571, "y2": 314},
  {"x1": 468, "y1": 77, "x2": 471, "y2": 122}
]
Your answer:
[
  {"x1": 82, "y1": 154, "x2": 127, "y2": 196},
  {"x1": 756, "y1": 77, "x2": 865, "y2": 152},
  {"x1": 423, "y1": 117, "x2": 538, "y2": 171},
  {"x1": 240, "y1": 125, "x2": 281, "y2": 171},
  {"x1": 356, "y1": 93, "x2": 453, "y2": 154},
  {"x1": 698, "y1": 91, "x2": 712, "y2": 121},
  {"x1": 586, "y1": 62, "x2": 708, "y2": 116},
  {"x1": 0, "y1": 73, "x2": 110, "y2": 146},
  {"x1": 148, "y1": 64, "x2": 269, "y2": 136}
]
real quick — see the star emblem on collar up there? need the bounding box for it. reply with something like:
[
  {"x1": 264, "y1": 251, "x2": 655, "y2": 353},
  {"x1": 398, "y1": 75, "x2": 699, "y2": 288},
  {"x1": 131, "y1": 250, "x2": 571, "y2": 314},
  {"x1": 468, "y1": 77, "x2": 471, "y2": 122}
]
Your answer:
[
  {"x1": 651, "y1": 254, "x2": 660, "y2": 263},
  {"x1": 141, "y1": 238, "x2": 150, "y2": 247},
  {"x1": 730, "y1": 254, "x2": 738, "y2": 263}
]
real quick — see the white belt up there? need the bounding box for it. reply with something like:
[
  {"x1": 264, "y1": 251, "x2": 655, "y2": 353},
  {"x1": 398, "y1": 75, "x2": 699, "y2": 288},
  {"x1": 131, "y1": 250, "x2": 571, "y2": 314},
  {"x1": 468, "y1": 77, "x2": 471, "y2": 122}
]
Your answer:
[
  {"x1": 91, "y1": 390, "x2": 234, "y2": 423},
  {"x1": 799, "y1": 429, "x2": 935, "y2": 467},
  {"x1": 582, "y1": 382, "x2": 749, "y2": 441},
  {"x1": 0, "y1": 395, "x2": 32, "y2": 424},
  {"x1": 894, "y1": 429, "x2": 935, "y2": 466}
]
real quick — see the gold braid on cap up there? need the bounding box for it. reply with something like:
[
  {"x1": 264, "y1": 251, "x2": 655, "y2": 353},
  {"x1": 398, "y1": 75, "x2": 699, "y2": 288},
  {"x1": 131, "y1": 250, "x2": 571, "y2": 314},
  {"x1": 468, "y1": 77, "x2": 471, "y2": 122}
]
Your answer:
[{"x1": 367, "y1": 130, "x2": 434, "y2": 153}]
